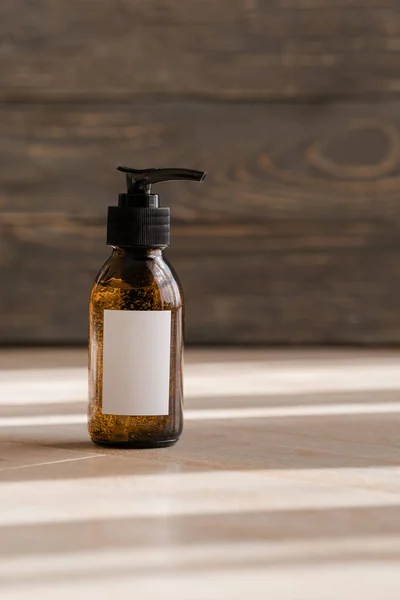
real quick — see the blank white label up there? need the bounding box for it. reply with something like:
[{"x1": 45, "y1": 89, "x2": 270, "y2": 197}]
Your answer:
[{"x1": 102, "y1": 310, "x2": 171, "y2": 416}]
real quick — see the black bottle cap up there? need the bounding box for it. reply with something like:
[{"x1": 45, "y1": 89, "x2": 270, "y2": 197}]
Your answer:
[{"x1": 107, "y1": 166, "x2": 206, "y2": 248}]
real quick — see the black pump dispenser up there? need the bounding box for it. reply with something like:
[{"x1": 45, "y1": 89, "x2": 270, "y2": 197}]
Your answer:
[{"x1": 107, "y1": 166, "x2": 206, "y2": 248}]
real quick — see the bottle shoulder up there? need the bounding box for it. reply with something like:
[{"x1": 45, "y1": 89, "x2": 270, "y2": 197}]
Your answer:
[{"x1": 91, "y1": 252, "x2": 182, "y2": 310}]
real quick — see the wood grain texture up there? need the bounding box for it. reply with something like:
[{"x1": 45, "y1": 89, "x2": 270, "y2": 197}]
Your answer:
[
  {"x1": 2, "y1": 100, "x2": 400, "y2": 343},
  {"x1": 2, "y1": 1, "x2": 400, "y2": 344},
  {"x1": 1, "y1": 0, "x2": 400, "y2": 101},
  {"x1": 1, "y1": 217, "x2": 400, "y2": 344},
  {"x1": 2, "y1": 101, "x2": 400, "y2": 221}
]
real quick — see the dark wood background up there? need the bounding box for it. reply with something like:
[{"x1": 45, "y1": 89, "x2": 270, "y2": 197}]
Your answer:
[{"x1": 2, "y1": 0, "x2": 400, "y2": 344}]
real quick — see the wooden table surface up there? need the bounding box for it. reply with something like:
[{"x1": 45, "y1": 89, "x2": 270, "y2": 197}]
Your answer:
[{"x1": 1, "y1": 348, "x2": 400, "y2": 599}]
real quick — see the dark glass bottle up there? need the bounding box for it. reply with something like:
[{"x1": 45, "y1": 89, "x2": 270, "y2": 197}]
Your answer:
[
  {"x1": 88, "y1": 247, "x2": 183, "y2": 447},
  {"x1": 88, "y1": 166, "x2": 205, "y2": 448}
]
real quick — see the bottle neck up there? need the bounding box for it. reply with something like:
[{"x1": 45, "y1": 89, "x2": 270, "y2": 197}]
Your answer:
[{"x1": 113, "y1": 247, "x2": 163, "y2": 260}]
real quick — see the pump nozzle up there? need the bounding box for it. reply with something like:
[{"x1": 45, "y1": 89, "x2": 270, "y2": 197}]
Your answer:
[
  {"x1": 117, "y1": 166, "x2": 206, "y2": 194},
  {"x1": 108, "y1": 165, "x2": 206, "y2": 248}
]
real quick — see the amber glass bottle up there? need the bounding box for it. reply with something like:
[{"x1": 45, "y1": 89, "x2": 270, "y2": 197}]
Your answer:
[
  {"x1": 88, "y1": 247, "x2": 183, "y2": 447},
  {"x1": 88, "y1": 166, "x2": 205, "y2": 448}
]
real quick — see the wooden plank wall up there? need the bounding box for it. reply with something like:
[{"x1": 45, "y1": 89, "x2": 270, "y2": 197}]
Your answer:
[{"x1": 2, "y1": 0, "x2": 400, "y2": 344}]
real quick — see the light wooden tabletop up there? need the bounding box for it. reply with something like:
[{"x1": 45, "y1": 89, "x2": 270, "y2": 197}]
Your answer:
[{"x1": 1, "y1": 348, "x2": 400, "y2": 600}]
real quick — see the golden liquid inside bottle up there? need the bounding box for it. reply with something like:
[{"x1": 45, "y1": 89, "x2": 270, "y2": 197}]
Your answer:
[{"x1": 88, "y1": 249, "x2": 183, "y2": 448}]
